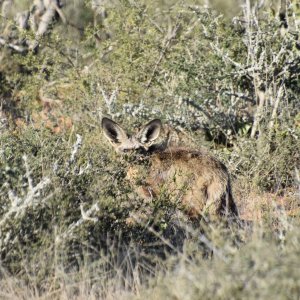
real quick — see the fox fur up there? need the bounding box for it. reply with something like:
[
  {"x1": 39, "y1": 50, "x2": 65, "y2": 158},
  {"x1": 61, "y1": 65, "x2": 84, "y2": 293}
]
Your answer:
[{"x1": 102, "y1": 117, "x2": 238, "y2": 219}]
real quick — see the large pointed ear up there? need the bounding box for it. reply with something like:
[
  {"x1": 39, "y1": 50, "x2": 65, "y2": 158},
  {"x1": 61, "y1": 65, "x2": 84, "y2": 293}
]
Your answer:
[
  {"x1": 101, "y1": 118, "x2": 128, "y2": 145},
  {"x1": 137, "y1": 119, "x2": 162, "y2": 144}
]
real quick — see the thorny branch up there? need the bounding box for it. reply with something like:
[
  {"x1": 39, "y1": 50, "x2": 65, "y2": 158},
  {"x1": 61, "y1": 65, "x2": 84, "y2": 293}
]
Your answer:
[
  {"x1": 0, "y1": 155, "x2": 52, "y2": 252},
  {"x1": 69, "y1": 134, "x2": 82, "y2": 165},
  {"x1": 145, "y1": 17, "x2": 182, "y2": 90},
  {"x1": 0, "y1": 0, "x2": 65, "y2": 53},
  {"x1": 55, "y1": 203, "x2": 99, "y2": 245}
]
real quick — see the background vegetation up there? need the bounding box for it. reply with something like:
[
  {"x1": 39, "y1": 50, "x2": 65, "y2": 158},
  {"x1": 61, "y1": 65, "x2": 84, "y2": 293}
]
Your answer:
[{"x1": 0, "y1": 0, "x2": 299, "y2": 299}]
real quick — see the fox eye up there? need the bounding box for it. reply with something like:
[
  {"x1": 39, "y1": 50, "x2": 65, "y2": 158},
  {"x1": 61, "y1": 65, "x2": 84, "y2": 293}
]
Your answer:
[
  {"x1": 122, "y1": 149, "x2": 131, "y2": 153},
  {"x1": 136, "y1": 147, "x2": 147, "y2": 154}
]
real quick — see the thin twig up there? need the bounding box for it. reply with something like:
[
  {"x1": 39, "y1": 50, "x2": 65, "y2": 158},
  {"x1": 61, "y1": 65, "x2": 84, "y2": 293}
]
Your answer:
[{"x1": 145, "y1": 18, "x2": 181, "y2": 90}]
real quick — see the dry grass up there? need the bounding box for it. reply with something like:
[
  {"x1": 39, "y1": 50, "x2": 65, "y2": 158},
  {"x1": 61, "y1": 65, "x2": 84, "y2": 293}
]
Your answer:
[{"x1": 0, "y1": 193, "x2": 299, "y2": 300}]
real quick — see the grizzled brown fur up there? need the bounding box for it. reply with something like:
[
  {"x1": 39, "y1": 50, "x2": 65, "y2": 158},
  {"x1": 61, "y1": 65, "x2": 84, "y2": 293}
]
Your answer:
[{"x1": 102, "y1": 117, "x2": 238, "y2": 219}]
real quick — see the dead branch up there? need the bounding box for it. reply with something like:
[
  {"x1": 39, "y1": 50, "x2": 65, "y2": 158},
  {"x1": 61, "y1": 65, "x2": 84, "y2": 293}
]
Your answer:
[
  {"x1": 268, "y1": 85, "x2": 284, "y2": 132},
  {"x1": 0, "y1": 36, "x2": 26, "y2": 53},
  {"x1": 1, "y1": 0, "x2": 66, "y2": 53},
  {"x1": 145, "y1": 18, "x2": 181, "y2": 90},
  {"x1": 250, "y1": 90, "x2": 265, "y2": 138}
]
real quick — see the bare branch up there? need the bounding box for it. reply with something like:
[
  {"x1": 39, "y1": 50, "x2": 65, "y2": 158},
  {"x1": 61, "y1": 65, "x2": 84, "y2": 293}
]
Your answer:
[
  {"x1": 0, "y1": 177, "x2": 51, "y2": 228},
  {"x1": 145, "y1": 18, "x2": 181, "y2": 90},
  {"x1": 55, "y1": 203, "x2": 100, "y2": 245},
  {"x1": 0, "y1": 37, "x2": 26, "y2": 53},
  {"x1": 69, "y1": 134, "x2": 82, "y2": 165},
  {"x1": 268, "y1": 85, "x2": 284, "y2": 132},
  {"x1": 250, "y1": 90, "x2": 265, "y2": 138}
]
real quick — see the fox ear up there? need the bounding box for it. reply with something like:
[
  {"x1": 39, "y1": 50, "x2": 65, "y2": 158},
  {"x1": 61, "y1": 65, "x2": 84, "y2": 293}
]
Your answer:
[
  {"x1": 137, "y1": 119, "x2": 162, "y2": 144},
  {"x1": 102, "y1": 118, "x2": 128, "y2": 145}
]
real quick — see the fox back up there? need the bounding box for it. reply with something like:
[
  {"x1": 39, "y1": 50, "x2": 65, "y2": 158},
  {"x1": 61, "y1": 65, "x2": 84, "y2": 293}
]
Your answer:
[{"x1": 102, "y1": 117, "x2": 238, "y2": 219}]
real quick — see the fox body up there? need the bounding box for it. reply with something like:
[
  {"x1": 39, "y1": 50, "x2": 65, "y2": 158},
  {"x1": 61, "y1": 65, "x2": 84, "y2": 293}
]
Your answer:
[{"x1": 102, "y1": 118, "x2": 238, "y2": 219}]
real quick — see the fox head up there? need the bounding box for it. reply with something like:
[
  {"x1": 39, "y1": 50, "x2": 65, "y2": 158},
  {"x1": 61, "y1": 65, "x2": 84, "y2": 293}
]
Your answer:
[{"x1": 102, "y1": 117, "x2": 163, "y2": 154}]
